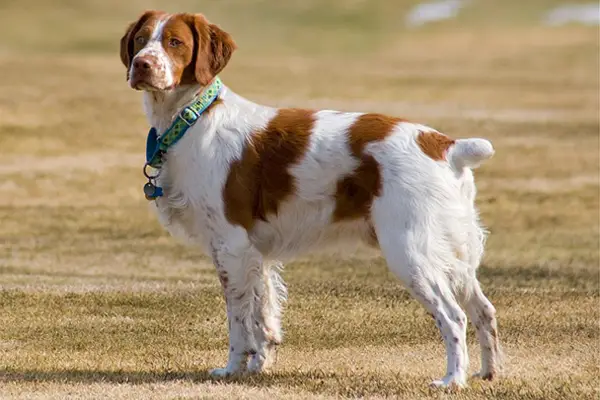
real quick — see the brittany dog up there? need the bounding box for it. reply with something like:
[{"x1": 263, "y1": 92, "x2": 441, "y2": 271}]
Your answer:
[{"x1": 119, "y1": 10, "x2": 500, "y2": 389}]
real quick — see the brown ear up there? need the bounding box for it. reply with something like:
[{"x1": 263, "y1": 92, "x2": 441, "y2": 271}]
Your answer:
[
  {"x1": 189, "y1": 15, "x2": 237, "y2": 85},
  {"x1": 119, "y1": 11, "x2": 165, "y2": 72},
  {"x1": 119, "y1": 20, "x2": 137, "y2": 69}
]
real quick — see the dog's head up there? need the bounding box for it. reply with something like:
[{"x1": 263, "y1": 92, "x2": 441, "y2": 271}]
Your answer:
[{"x1": 120, "y1": 11, "x2": 236, "y2": 91}]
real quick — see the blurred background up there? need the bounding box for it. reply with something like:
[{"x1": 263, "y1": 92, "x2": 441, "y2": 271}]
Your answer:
[{"x1": 0, "y1": 1, "x2": 598, "y2": 399}]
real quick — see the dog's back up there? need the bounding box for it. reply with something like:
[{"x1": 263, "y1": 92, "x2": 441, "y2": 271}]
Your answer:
[{"x1": 235, "y1": 108, "x2": 493, "y2": 263}]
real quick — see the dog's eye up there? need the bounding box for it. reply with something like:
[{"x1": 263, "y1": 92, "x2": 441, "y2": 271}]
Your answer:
[
  {"x1": 169, "y1": 38, "x2": 183, "y2": 48},
  {"x1": 135, "y1": 36, "x2": 147, "y2": 45}
]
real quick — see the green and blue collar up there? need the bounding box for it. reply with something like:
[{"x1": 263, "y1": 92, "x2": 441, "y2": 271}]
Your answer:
[{"x1": 143, "y1": 77, "x2": 223, "y2": 200}]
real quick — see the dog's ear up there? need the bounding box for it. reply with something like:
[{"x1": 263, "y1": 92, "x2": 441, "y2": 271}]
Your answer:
[
  {"x1": 187, "y1": 14, "x2": 237, "y2": 86},
  {"x1": 119, "y1": 11, "x2": 164, "y2": 71}
]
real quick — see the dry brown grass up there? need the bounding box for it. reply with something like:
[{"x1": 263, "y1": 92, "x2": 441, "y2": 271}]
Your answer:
[{"x1": 0, "y1": 1, "x2": 598, "y2": 399}]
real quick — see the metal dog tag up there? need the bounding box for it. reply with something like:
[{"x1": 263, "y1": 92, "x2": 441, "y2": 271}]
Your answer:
[{"x1": 143, "y1": 182, "x2": 157, "y2": 197}]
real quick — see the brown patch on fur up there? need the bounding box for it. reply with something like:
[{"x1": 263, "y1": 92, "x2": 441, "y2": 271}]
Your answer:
[
  {"x1": 223, "y1": 109, "x2": 315, "y2": 230},
  {"x1": 160, "y1": 16, "x2": 196, "y2": 84},
  {"x1": 332, "y1": 113, "x2": 403, "y2": 222},
  {"x1": 416, "y1": 131, "x2": 455, "y2": 161}
]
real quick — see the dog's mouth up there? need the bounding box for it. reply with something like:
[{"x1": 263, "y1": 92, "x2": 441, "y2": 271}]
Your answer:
[
  {"x1": 133, "y1": 81, "x2": 161, "y2": 92},
  {"x1": 130, "y1": 75, "x2": 175, "y2": 92}
]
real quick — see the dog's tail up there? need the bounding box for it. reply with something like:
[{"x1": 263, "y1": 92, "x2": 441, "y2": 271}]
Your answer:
[{"x1": 447, "y1": 138, "x2": 495, "y2": 173}]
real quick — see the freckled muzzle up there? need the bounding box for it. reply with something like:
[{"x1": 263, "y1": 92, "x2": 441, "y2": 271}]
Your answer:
[{"x1": 129, "y1": 51, "x2": 173, "y2": 91}]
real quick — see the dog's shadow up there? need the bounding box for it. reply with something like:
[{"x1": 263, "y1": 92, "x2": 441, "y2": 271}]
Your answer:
[
  {"x1": 0, "y1": 367, "x2": 466, "y2": 396},
  {"x1": 0, "y1": 368, "x2": 330, "y2": 388}
]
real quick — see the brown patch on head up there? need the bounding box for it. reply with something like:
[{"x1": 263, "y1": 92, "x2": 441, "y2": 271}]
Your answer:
[
  {"x1": 416, "y1": 131, "x2": 455, "y2": 161},
  {"x1": 332, "y1": 113, "x2": 403, "y2": 222},
  {"x1": 119, "y1": 10, "x2": 167, "y2": 75},
  {"x1": 223, "y1": 109, "x2": 315, "y2": 230},
  {"x1": 156, "y1": 15, "x2": 196, "y2": 85}
]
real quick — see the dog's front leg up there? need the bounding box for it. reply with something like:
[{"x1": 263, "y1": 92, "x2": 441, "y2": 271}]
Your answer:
[
  {"x1": 247, "y1": 261, "x2": 287, "y2": 373},
  {"x1": 209, "y1": 233, "x2": 263, "y2": 378}
]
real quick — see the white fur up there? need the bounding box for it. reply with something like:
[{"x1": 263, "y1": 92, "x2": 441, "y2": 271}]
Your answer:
[
  {"x1": 448, "y1": 138, "x2": 495, "y2": 172},
  {"x1": 133, "y1": 35, "x2": 499, "y2": 388}
]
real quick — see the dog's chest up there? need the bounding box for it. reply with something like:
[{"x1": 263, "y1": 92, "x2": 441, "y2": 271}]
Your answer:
[{"x1": 151, "y1": 138, "x2": 228, "y2": 249}]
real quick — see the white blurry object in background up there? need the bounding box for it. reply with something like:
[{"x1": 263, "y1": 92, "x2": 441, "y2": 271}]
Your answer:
[
  {"x1": 545, "y1": 4, "x2": 600, "y2": 26},
  {"x1": 406, "y1": 0, "x2": 467, "y2": 27}
]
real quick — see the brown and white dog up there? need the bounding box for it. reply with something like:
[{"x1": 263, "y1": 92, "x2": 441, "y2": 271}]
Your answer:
[{"x1": 120, "y1": 10, "x2": 500, "y2": 388}]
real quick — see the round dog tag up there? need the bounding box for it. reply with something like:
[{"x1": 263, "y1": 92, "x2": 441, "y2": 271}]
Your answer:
[{"x1": 143, "y1": 182, "x2": 157, "y2": 197}]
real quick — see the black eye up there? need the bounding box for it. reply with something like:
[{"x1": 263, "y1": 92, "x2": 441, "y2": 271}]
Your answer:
[
  {"x1": 135, "y1": 36, "x2": 146, "y2": 45},
  {"x1": 169, "y1": 38, "x2": 182, "y2": 48}
]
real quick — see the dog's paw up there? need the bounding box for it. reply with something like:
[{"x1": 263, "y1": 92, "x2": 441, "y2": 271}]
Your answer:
[
  {"x1": 247, "y1": 345, "x2": 277, "y2": 373},
  {"x1": 472, "y1": 370, "x2": 496, "y2": 381},
  {"x1": 247, "y1": 357, "x2": 267, "y2": 374},
  {"x1": 430, "y1": 374, "x2": 466, "y2": 391},
  {"x1": 209, "y1": 367, "x2": 235, "y2": 378}
]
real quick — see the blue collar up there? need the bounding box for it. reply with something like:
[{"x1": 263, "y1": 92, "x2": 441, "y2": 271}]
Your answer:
[{"x1": 143, "y1": 77, "x2": 223, "y2": 200}]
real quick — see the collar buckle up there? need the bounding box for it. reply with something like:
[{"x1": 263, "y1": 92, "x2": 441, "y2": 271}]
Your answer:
[{"x1": 179, "y1": 108, "x2": 197, "y2": 127}]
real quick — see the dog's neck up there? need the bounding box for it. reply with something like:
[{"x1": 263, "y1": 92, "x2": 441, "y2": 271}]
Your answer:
[{"x1": 142, "y1": 84, "x2": 203, "y2": 133}]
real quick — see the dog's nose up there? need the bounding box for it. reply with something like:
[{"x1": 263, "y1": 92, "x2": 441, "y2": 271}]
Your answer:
[{"x1": 134, "y1": 58, "x2": 152, "y2": 71}]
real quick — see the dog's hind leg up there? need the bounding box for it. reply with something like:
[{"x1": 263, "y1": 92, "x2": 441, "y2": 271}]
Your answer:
[
  {"x1": 372, "y1": 207, "x2": 469, "y2": 389},
  {"x1": 410, "y1": 271, "x2": 469, "y2": 389},
  {"x1": 464, "y1": 280, "x2": 500, "y2": 380},
  {"x1": 456, "y1": 213, "x2": 501, "y2": 381}
]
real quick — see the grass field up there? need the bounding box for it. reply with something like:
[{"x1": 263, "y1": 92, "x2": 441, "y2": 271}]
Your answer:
[{"x1": 0, "y1": 0, "x2": 598, "y2": 399}]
